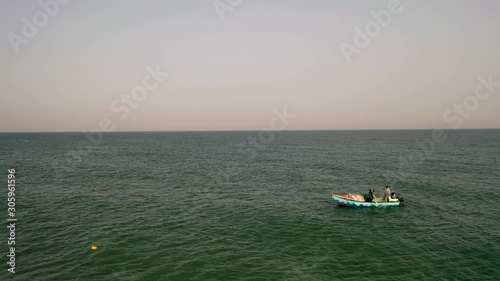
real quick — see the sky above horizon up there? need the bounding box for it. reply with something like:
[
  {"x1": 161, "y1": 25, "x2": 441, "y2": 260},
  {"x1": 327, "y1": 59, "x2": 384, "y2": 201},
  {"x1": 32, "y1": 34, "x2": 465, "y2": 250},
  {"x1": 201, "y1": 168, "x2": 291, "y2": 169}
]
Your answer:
[{"x1": 1, "y1": 0, "x2": 500, "y2": 132}]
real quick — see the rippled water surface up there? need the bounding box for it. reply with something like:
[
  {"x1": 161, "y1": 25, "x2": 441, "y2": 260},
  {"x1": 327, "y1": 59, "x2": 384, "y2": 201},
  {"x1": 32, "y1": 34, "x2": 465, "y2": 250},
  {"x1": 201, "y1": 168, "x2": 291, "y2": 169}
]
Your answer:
[{"x1": 1, "y1": 130, "x2": 499, "y2": 280}]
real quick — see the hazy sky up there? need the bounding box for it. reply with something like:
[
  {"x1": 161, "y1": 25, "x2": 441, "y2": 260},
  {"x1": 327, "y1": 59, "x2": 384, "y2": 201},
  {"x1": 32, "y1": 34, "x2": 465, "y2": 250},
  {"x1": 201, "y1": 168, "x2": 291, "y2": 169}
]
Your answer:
[{"x1": 1, "y1": 0, "x2": 499, "y2": 132}]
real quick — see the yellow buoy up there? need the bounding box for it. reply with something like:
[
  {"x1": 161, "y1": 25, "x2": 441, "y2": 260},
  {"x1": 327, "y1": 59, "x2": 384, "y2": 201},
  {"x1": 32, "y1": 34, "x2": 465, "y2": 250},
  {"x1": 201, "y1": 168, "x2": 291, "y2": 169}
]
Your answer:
[{"x1": 91, "y1": 245, "x2": 98, "y2": 251}]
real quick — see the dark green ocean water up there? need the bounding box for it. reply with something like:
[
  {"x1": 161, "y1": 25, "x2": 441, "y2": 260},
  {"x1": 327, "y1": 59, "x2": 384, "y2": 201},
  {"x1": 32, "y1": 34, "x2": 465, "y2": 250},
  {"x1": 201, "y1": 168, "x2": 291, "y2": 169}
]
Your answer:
[{"x1": 1, "y1": 130, "x2": 499, "y2": 280}]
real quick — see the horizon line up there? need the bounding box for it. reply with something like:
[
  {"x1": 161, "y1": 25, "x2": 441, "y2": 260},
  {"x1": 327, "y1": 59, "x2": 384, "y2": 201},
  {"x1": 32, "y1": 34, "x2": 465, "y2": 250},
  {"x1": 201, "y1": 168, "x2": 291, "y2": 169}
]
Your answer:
[{"x1": 1, "y1": 128, "x2": 499, "y2": 133}]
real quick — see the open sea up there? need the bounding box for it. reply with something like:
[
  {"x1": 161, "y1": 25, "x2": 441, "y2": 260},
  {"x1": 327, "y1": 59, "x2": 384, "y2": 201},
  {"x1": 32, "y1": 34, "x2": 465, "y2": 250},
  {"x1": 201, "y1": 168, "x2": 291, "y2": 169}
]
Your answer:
[{"x1": 0, "y1": 130, "x2": 499, "y2": 281}]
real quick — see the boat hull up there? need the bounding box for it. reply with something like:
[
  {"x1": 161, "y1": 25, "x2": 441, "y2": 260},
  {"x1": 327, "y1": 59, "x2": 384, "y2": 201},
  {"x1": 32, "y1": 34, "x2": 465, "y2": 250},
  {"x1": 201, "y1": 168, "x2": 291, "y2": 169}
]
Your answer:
[{"x1": 332, "y1": 194, "x2": 400, "y2": 208}]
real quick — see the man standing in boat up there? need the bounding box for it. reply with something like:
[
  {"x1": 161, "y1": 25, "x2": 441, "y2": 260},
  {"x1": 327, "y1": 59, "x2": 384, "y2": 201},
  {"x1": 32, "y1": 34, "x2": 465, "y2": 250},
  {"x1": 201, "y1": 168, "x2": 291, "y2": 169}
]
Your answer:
[{"x1": 383, "y1": 186, "x2": 398, "y2": 202}]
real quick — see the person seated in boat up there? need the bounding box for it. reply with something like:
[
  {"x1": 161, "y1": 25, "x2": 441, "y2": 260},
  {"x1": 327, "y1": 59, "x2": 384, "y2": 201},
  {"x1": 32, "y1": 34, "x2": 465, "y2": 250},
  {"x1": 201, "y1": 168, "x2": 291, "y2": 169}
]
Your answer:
[{"x1": 363, "y1": 189, "x2": 375, "y2": 202}]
